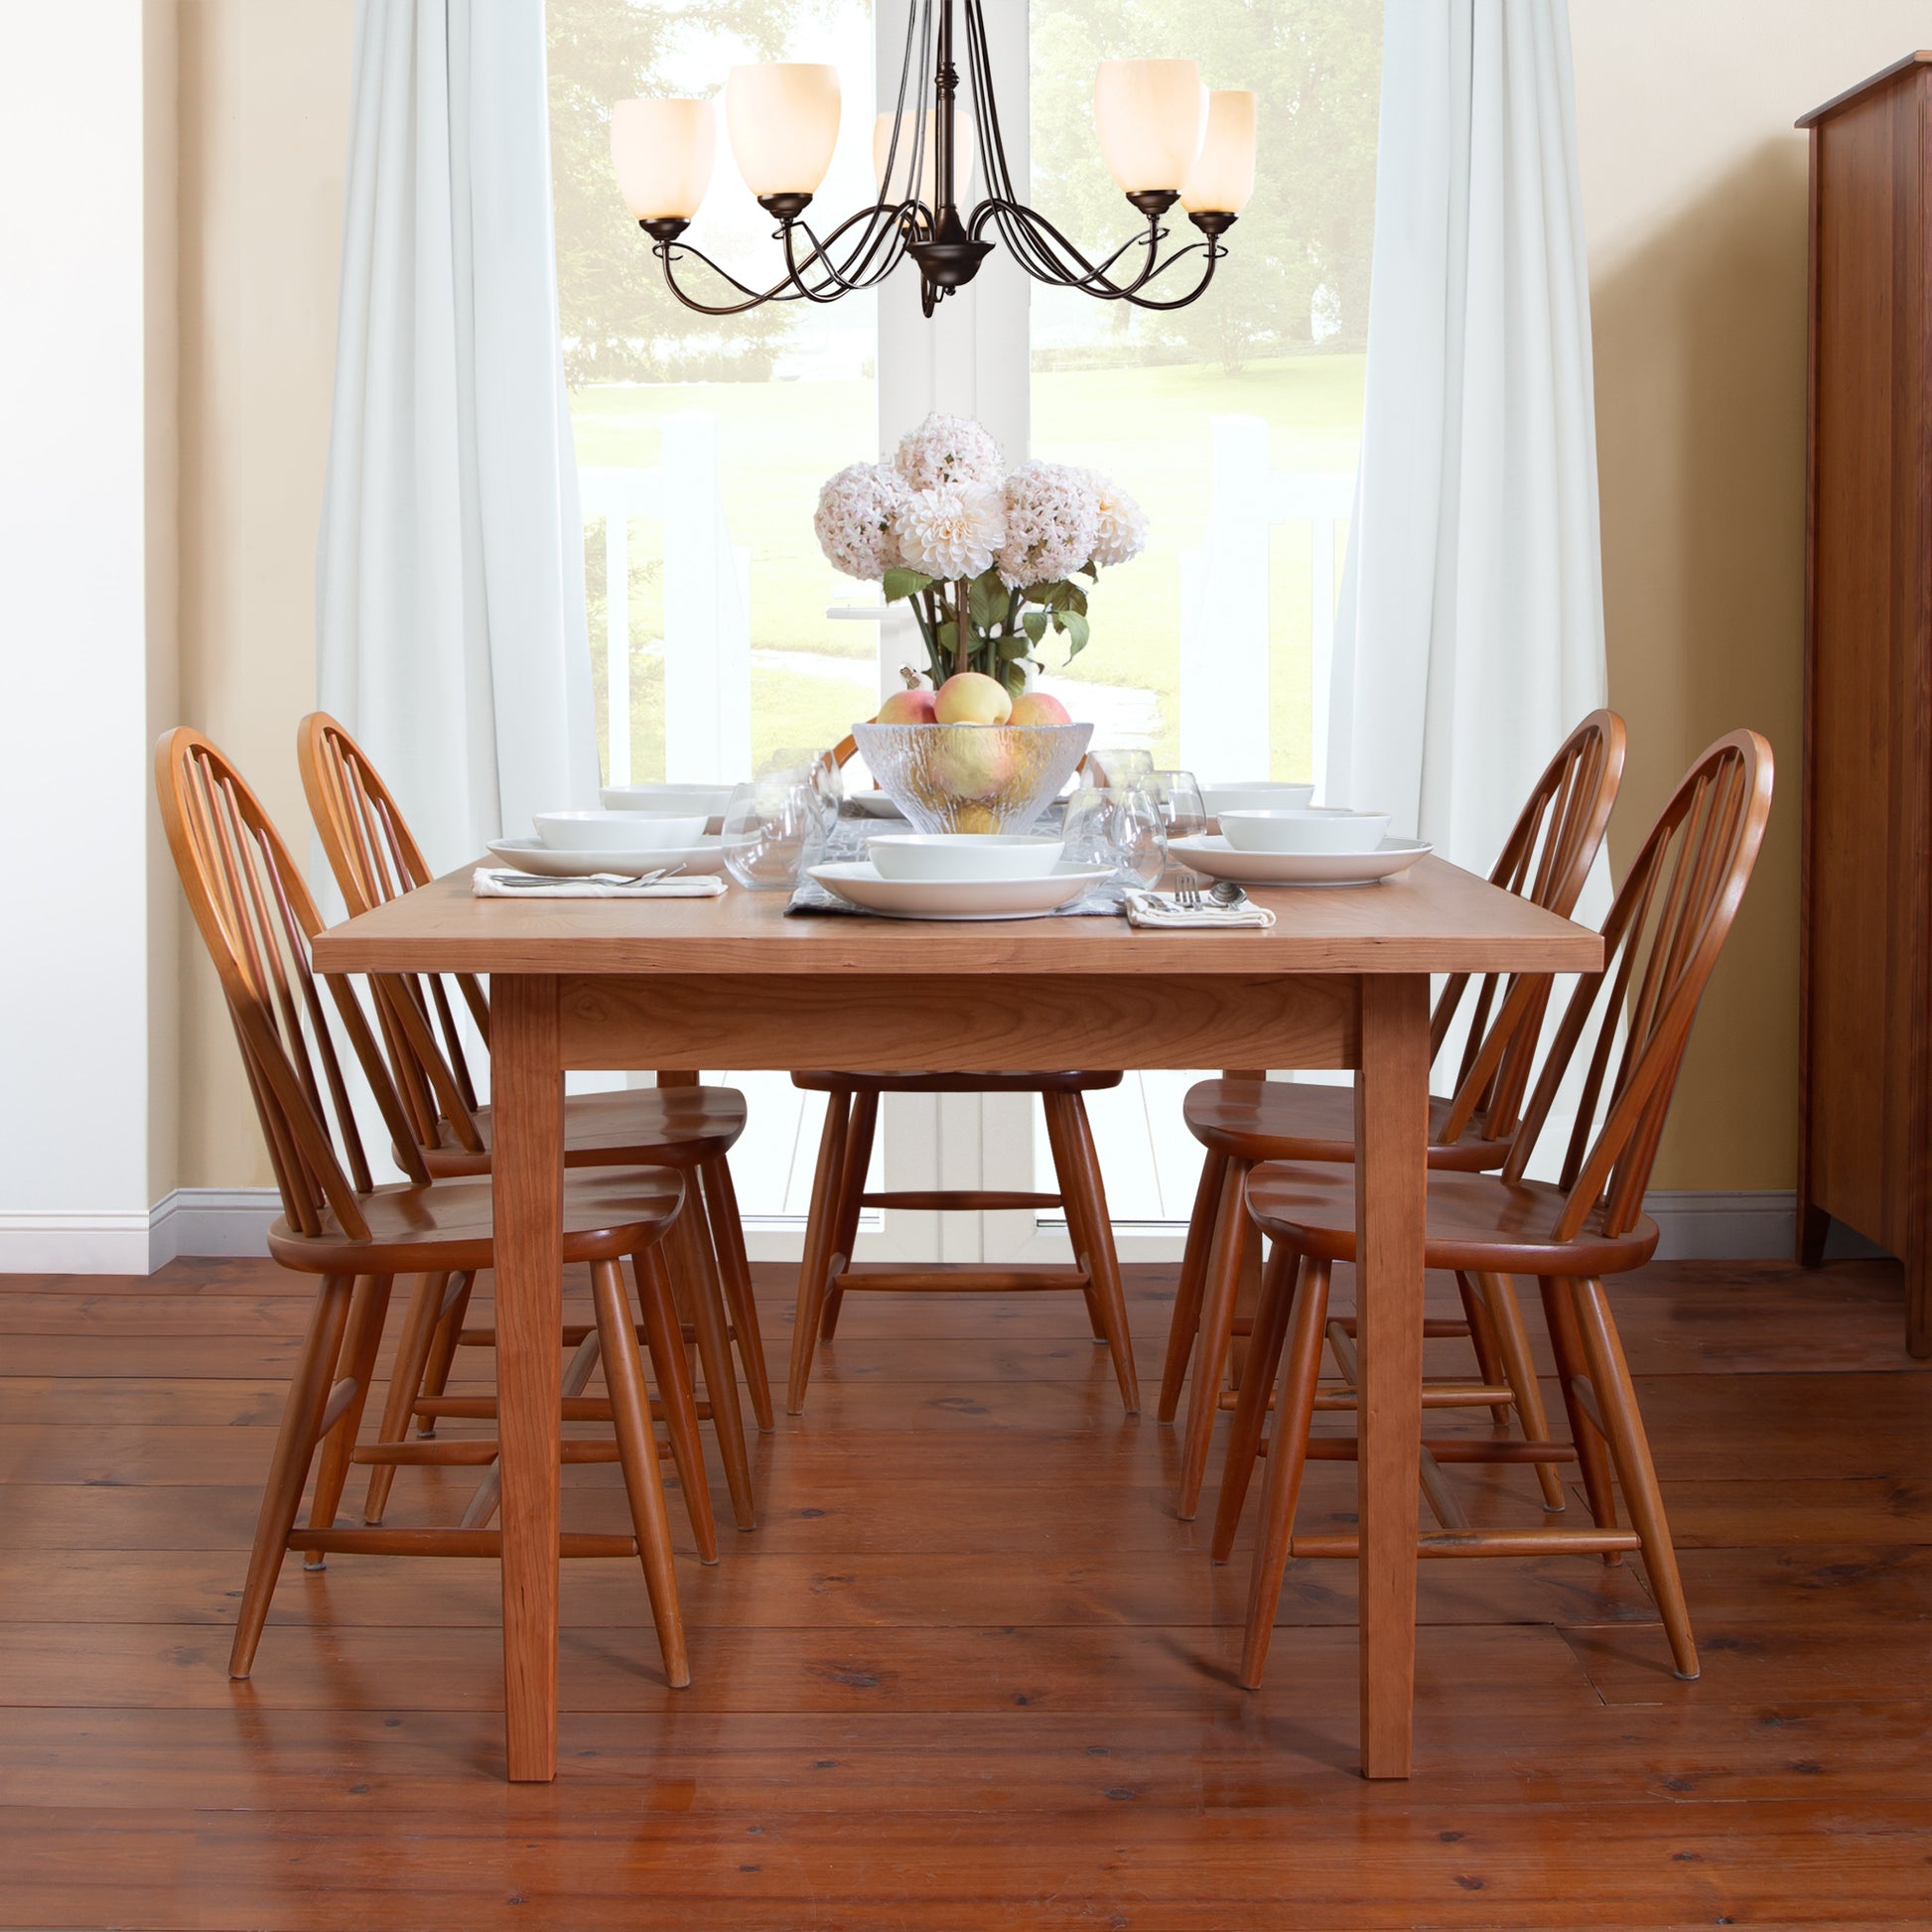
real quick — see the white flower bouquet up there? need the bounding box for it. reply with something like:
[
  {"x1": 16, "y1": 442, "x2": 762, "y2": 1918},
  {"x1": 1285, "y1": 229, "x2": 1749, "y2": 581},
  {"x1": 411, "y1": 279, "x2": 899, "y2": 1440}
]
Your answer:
[{"x1": 814, "y1": 412, "x2": 1148, "y2": 700}]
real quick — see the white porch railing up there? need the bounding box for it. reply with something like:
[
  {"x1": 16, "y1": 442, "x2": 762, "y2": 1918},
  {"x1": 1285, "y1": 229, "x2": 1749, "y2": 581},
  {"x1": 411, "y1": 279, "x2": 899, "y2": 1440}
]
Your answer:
[
  {"x1": 1178, "y1": 414, "x2": 1356, "y2": 796},
  {"x1": 579, "y1": 411, "x2": 751, "y2": 785}
]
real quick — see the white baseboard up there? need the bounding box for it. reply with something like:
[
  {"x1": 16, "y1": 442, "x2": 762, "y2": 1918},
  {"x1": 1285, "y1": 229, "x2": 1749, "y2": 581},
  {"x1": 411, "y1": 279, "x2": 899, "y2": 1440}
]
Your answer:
[
  {"x1": 0, "y1": 1186, "x2": 1892, "y2": 1276},
  {"x1": 0, "y1": 1211, "x2": 152, "y2": 1274},
  {"x1": 147, "y1": 1187, "x2": 283, "y2": 1268}
]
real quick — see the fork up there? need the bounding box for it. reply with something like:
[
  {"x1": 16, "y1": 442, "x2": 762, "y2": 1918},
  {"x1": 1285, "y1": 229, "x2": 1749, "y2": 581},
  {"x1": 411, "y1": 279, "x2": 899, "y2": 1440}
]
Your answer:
[{"x1": 1173, "y1": 871, "x2": 1206, "y2": 910}]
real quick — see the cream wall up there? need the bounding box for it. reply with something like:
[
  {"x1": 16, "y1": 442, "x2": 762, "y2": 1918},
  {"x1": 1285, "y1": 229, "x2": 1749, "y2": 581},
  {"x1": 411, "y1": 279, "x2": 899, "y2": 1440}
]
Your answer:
[
  {"x1": 176, "y1": 0, "x2": 355, "y2": 1188},
  {"x1": 1571, "y1": 5, "x2": 1932, "y2": 1192}
]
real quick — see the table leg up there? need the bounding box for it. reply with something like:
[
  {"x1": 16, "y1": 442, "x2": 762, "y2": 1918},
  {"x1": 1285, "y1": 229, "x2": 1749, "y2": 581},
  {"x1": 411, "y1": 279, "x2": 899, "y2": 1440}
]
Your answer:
[
  {"x1": 490, "y1": 975, "x2": 565, "y2": 1782},
  {"x1": 1353, "y1": 972, "x2": 1429, "y2": 1779}
]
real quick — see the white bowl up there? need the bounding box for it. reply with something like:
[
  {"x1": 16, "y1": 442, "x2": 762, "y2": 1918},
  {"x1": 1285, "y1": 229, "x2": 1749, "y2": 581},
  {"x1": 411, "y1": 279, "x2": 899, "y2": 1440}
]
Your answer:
[
  {"x1": 1171, "y1": 833, "x2": 1431, "y2": 887},
  {"x1": 867, "y1": 833, "x2": 1066, "y2": 882},
  {"x1": 532, "y1": 810, "x2": 706, "y2": 852},
  {"x1": 808, "y1": 861, "x2": 1109, "y2": 920},
  {"x1": 1201, "y1": 781, "x2": 1315, "y2": 817},
  {"x1": 599, "y1": 783, "x2": 737, "y2": 820},
  {"x1": 487, "y1": 835, "x2": 725, "y2": 878},
  {"x1": 1219, "y1": 808, "x2": 1393, "y2": 855}
]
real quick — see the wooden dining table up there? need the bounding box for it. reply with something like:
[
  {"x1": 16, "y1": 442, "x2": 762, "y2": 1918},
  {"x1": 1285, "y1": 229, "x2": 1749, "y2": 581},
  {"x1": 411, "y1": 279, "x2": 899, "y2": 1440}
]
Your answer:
[{"x1": 312, "y1": 855, "x2": 1598, "y2": 1782}]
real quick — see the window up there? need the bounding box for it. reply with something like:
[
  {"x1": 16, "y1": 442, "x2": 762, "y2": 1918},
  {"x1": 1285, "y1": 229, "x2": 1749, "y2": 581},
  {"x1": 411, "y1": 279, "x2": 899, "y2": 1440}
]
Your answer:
[{"x1": 548, "y1": 0, "x2": 1381, "y2": 1241}]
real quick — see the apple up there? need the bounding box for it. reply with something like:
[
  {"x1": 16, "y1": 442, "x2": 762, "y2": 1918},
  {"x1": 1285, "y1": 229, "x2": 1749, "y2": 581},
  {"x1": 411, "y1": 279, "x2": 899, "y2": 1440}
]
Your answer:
[
  {"x1": 875, "y1": 686, "x2": 938, "y2": 725},
  {"x1": 1008, "y1": 690, "x2": 1071, "y2": 728},
  {"x1": 934, "y1": 671, "x2": 1013, "y2": 726},
  {"x1": 929, "y1": 729, "x2": 1017, "y2": 800}
]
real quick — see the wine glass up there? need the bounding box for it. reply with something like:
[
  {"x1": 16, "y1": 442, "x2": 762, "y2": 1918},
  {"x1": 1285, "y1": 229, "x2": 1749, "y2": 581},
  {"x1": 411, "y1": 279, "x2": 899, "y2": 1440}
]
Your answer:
[
  {"x1": 1082, "y1": 747, "x2": 1155, "y2": 790},
  {"x1": 1149, "y1": 769, "x2": 1208, "y2": 842},
  {"x1": 1062, "y1": 784, "x2": 1168, "y2": 888},
  {"x1": 721, "y1": 774, "x2": 823, "y2": 891}
]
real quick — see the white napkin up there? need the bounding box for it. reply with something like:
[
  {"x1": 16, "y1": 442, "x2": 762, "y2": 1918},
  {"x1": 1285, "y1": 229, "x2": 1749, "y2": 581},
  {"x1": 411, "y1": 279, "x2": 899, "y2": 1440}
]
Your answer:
[
  {"x1": 473, "y1": 870, "x2": 728, "y2": 900},
  {"x1": 1122, "y1": 889, "x2": 1276, "y2": 931}
]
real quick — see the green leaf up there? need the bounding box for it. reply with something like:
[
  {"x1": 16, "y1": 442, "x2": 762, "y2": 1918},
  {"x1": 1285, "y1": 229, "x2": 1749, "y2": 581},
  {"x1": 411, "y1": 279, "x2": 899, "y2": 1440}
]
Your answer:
[
  {"x1": 1061, "y1": 612, "x2": 1091, "y2": 657},
  {"x1": 1022, "y1": 610, "x2": 1049, "y2": 646},
  {"x1": 968, "y1": 573, "x2": 1004, "y2": 631},
  {"x1": 884, "y1": 567, "x2": 936, "y2": 604},
  {"x1": 1000, "y1": 659, "x2": 1026, "y2": 697},
  {"x1": 996, "y1": 632, "x2": 1031, "y2": 660},
  {"x1": 1063, "y1": 584, "x2": 1088, "y2": 618}
]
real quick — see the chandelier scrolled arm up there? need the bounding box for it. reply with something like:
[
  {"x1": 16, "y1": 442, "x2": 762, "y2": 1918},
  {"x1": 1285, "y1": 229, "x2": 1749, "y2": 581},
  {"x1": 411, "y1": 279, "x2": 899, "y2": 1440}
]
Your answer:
[{"x1": 610, "y1": 0, "x2": 1255, "y2": 319}]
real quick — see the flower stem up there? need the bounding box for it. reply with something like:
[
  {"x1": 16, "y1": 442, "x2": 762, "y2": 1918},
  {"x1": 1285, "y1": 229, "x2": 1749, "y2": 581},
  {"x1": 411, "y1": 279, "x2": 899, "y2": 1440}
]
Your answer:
[{"x1": 954, "y1": 579, "x2": 969, "y2": 678}]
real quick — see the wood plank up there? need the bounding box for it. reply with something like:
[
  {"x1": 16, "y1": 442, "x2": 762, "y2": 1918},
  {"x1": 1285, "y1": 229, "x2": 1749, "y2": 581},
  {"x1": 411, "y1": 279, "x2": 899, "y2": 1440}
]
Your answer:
[
  {"x1": 311, "y1": 856, "x2": 1602, "y2": 979},
  {"x1": 560, "y1": 973, "x2": 1360, "y2": 1073}
]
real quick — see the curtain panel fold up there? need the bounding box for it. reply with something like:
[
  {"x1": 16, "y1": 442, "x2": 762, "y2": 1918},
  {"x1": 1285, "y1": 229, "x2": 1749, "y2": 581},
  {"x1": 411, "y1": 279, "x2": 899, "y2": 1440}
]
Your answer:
[
  {"x1": 1328, "y1": 0, "x2": 1606, "y2": 874},
  {"x1": 317, "y1": 0, "x2": 596, "y2": 875}
]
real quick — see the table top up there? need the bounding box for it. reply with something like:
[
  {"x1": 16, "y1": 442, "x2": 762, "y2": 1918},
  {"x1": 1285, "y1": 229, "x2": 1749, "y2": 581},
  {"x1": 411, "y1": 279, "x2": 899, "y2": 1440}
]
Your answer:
[{"x1": 311, "y1": 857, "x2": 1602, "y2": 979}]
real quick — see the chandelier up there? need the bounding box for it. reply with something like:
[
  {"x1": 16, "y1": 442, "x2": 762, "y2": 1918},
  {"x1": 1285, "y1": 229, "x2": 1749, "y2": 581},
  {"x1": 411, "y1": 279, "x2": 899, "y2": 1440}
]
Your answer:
[{"x1": 608, "y1": 0, "x2": 1256, "y2": 320}]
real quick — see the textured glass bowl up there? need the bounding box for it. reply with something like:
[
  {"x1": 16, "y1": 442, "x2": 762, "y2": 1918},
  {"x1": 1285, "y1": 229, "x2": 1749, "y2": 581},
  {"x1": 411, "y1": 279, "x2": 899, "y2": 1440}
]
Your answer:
[{"x1": 852, "y1": 721, "x2": 1094, "y2": 835}]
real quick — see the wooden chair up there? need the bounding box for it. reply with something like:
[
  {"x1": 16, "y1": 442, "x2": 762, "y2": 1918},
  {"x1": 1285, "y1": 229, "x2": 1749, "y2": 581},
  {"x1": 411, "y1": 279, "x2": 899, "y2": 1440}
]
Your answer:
[
  {"x1": 156, "y1": 728, "x2": 696, "y2": 1686},
  {"x1": 785, "y1": 1068, "x2": 1138, "y2": 1414},
  {"x1": 1158, "y1": 710, "x2": 1626, "y2": 1519},
  {"x1": 784, "y1": 737, "x2": 1137, "y2": 1416},
  {"x1": 299, "y1": 712, "x2": 768, "y2": 1539},
  {"x1": 1220, "y1": 729, "x2": 1773, "y2": 1691}
]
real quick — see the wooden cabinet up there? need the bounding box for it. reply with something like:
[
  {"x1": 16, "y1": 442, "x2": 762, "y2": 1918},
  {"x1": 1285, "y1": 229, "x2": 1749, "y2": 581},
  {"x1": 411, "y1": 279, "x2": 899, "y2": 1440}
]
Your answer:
[{"x1": 1797, "y1": 55, "x2": 1932, "y2": 1357}]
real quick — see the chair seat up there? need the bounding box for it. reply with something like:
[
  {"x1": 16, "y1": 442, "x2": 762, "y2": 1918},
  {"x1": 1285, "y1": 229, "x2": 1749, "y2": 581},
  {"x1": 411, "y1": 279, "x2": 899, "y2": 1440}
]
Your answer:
[
  {"x1": 268, "y1": 1170, "x2": 686, "y2": 1275},
  {"x1": 1244, "y1": 1160, "x2": 1659, "y2": 1277},
  {"x1": 791, "y1": 1069, "x2": 1123, "y2": 1095},
  {"x1": 422, "y1": 1084, "x2": 747, "y2": 1178},
  {"x1": 1184, "y1": 1078, "x2": 1509, "y2": 1172}
]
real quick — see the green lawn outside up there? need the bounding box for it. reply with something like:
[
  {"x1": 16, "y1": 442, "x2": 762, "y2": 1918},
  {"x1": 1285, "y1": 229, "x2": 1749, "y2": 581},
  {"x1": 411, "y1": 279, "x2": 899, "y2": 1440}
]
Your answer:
[{"x1": 570, "y1": 353, "x2": 1365, "y2": 780}]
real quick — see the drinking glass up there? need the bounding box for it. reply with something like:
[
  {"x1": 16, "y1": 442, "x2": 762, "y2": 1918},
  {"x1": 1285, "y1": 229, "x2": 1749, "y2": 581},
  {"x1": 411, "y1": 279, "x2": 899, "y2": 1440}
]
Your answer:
[
  {"x1": 721, "y1": 774, "x2": 824, "y2": 891},
  {"x1": 759, "y1": 746, "x2": 843, "y2": 825},
  {"x1": 1081, "y1": 747, "x2": 1155, "y2": 790},
  {"x1": 1149, "y1": 769, "x2": 1208, "y2": 841},
  {"x1": 1062, "y1": 784, "x2": 1168, "y2": 888}
]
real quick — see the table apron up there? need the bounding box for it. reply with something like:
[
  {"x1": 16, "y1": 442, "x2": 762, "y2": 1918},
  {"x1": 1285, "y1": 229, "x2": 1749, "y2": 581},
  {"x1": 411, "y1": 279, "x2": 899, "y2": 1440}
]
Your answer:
[{"x1": 553, "y1": 973, "x2": 1362, "y2": 1072}]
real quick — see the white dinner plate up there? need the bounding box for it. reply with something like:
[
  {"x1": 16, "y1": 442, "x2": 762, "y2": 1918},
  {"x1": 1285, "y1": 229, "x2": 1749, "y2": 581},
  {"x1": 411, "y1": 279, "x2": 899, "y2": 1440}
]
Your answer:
[
  {"x1": 1171, "y1": 833, "x2": 1433, "y2": 887},
  {"x1": 807, "y1": 860, "x2": 1110, "y2": 920},
  {"x1": 486, "y1": 835, "x2": 727, "y2": 878}
]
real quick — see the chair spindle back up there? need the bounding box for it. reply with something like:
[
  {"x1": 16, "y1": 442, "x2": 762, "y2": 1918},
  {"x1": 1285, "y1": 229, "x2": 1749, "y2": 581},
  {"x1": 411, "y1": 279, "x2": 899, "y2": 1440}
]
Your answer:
[
  {"x1": 1434, "y1": 709, "x2": 1627, "y2": 1147},
  {"x1": 1502, "y1": 728, "x2": 1774, "y2": 1241},
  {"x1": 299, "y1": 712, "x2": 489, "y2": 1158},
  {"x1": 155, "y1": 728, "x2": 433, "y2": 1242}
]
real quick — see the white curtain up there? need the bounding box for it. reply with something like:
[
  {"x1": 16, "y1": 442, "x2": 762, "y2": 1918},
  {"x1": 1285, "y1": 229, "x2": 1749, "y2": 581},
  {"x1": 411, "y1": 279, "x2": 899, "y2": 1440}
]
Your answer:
[
  {"x1": 1326, "y1": 0, "x2": 1606, "y2": 871},
  {"x1": 316, "y1": 0, "x2": 597, "y2": 875}
]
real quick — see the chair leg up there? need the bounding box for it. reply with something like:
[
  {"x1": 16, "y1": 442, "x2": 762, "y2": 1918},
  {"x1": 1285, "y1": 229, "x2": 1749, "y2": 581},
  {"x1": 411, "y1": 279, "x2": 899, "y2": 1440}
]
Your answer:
[
  {"x1": 304, "y1": 1274, "x2": 393, "y2": 1568},
  {"x1": 1212, "y1": 1244, "x2": 1300, "y2": 1561},
  {"x1": 671, "y1": 1195, "x2": 756, "y2": 1531},
  {"x1": 1540, "y1": 1275, "x2": 1621, "y2": 1558},
  {"x1": 633, "y1": 1243, "x2": 718, "y2": 1564},
  {"x1": 229, "y1": 1273, "x2": 356, "y2": 1679},
  {"x1": 415, "y1": 1270, "x2": 475, "y2": 1435},
  {"x1": 1051, "y1": 1091, "x2": 1138, "y2": 1413},
  {"x1": 788, "y1": 1089, "x2": 850, "y2": 1414},
  {"x1": 1038, "y1": 1091, "x2": 1107, "y2": 1344},
  {"x1": 1573, "y1": 1277, "x2": 1699, "y2": 1680},
  {"x1": 821, "y1": 1089, "x2": 878, "y2": 1342},
  {"x1": 1476, "y1": 1270, "x2": 1566, "y2": 1512},
  {"x1": 1159, "y1": 1150, "x2": 1228, "y2": 1423},
  {"x1": 363, "y1": 1271, "x2": 448, "y2": 1524},
  {"x1": 591, "y1": 1254, "x2": 690, "y2": 1689},
  {"x1": 1175, "y1": 1160, "x2": 1251, "y2": 1517},
  {"x1": 699, "y1": 1157, "x2": 771, "y2": 1433},
  {"x1": 1453, "y1": 1270, "x2": 1512, "y2": 1425},
  {"x1": 1239, "y1": 1257, "x2": 1331, "y2": 1691}
]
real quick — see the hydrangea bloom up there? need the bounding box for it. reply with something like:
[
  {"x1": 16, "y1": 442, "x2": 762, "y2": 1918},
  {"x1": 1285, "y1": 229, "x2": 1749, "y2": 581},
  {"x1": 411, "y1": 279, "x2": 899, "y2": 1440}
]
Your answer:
[
  {"x1": 893, "y1": 412, "x2": 1004, "y2": 492},
  {"x1": 813, "y1": 462, "x2": 909, "y2": 582},
  {"x1": 896, "y1": 483, "x2": 1007, "y2": 580},
  {"x1": 996, "y1": 462, "x2": 1101, "y2": 589},
  {"x1": 1085, "y1": 469, "x2": 1149, "y2": 570}
]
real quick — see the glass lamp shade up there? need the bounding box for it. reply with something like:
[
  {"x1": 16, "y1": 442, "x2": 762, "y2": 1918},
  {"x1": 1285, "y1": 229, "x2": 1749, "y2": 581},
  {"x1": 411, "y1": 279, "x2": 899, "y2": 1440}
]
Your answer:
[
  {"x1": 726, "y1": 63, "x2": 842, "y2": 198},
  {"x1": 873, "y1": 109, "x2": 974, "y2": 209},
  {"x1": 1093, "y1": 59, "x2": 1205, "y2": 195},
  {"x1": 610, "y1": 98, "x2": 716, "y2": 220},
  {"x1": 1180, "y1": 89, "x2": 1256, "y2": 214}
]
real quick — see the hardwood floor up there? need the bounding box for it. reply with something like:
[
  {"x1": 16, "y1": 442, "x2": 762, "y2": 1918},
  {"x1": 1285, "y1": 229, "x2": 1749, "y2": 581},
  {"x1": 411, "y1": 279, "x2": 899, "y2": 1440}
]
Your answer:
[{"x1": 0, "y1": 1252, "x2": 1928, "y2": 1928}]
